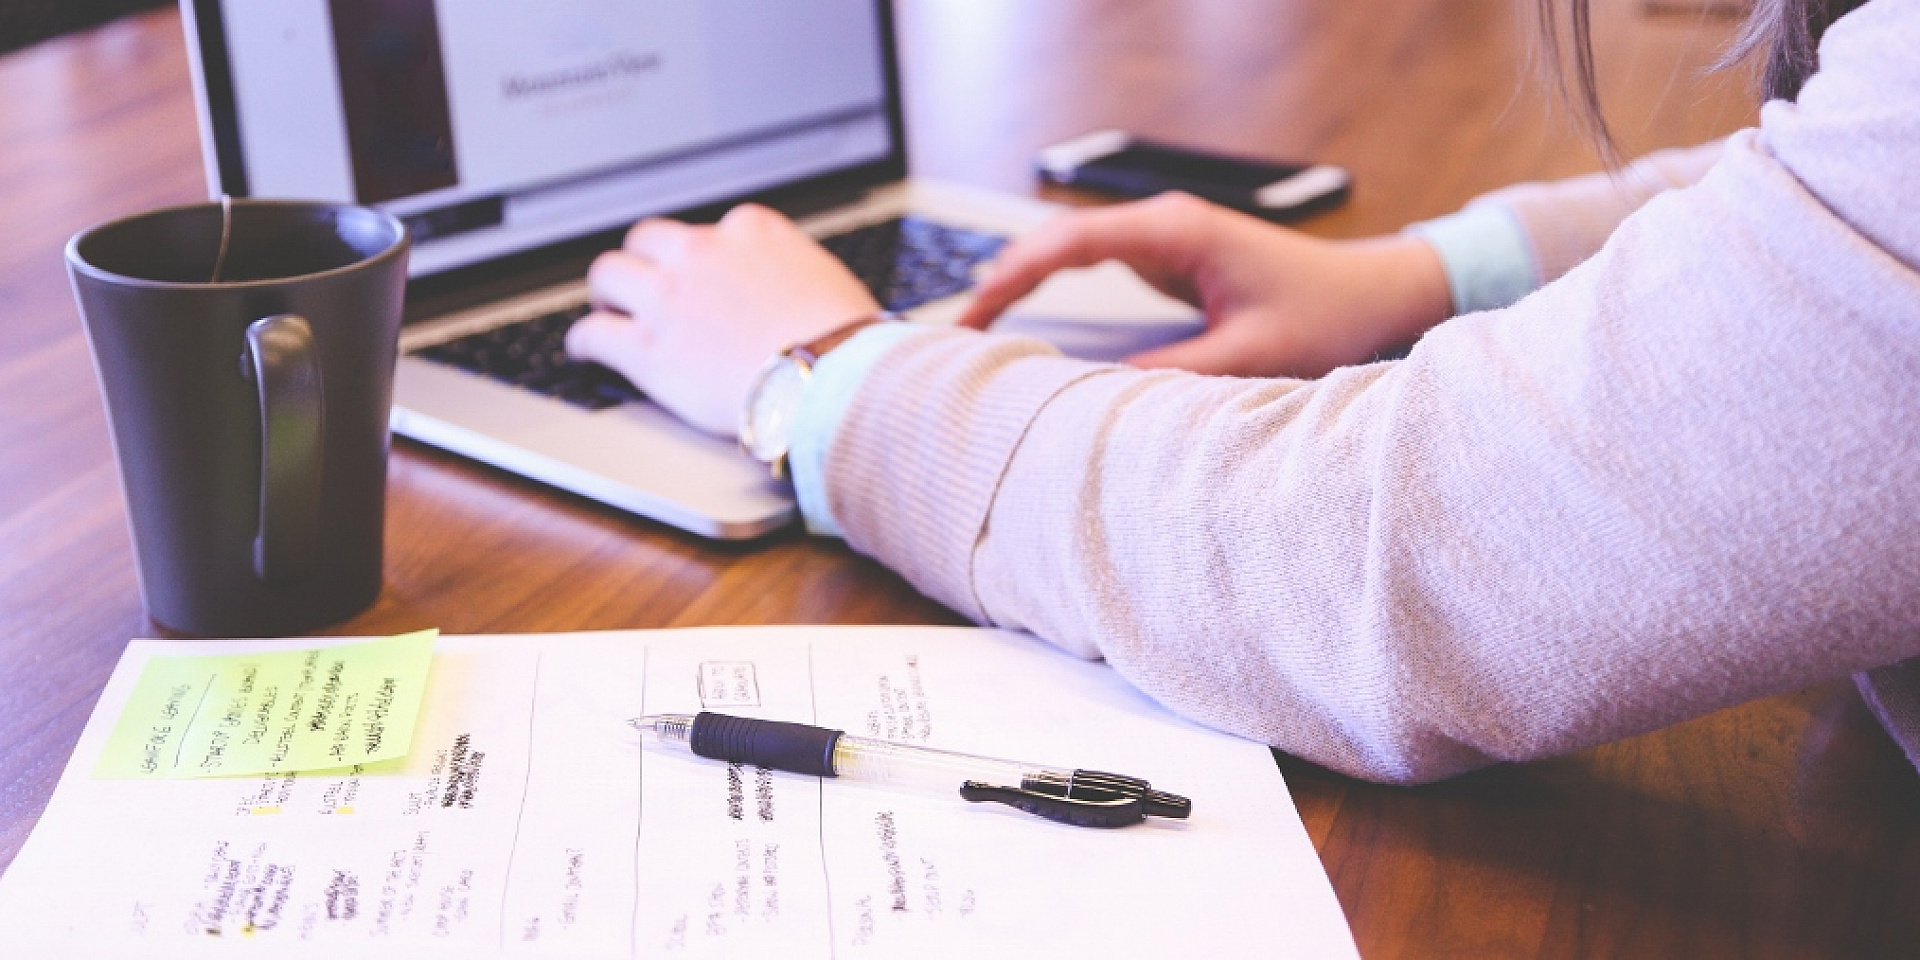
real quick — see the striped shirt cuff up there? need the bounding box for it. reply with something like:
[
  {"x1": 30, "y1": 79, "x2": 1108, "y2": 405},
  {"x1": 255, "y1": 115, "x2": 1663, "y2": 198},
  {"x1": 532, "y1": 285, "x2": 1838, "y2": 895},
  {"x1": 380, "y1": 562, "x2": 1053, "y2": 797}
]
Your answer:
[
  {"x1": 1404, "y1": 204, "x2": 1541, "y2": 316},
  {"x1": 789, "y1": 322, "x2": 925, "y2": 538}
]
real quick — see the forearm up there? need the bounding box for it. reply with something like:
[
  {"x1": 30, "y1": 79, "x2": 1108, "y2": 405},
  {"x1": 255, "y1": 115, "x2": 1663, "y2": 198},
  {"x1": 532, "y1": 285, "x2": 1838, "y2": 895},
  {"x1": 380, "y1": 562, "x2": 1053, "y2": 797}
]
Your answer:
[
  {"x1": 825, "y1": 135, "x2": 1920, "y2": 785},
  {"x1": 1480, "y1": 140, "x2": 1727, "y2": 284},
  {"x1": 1408, "y1": 141, "x2": 1727, "y2": 316}
]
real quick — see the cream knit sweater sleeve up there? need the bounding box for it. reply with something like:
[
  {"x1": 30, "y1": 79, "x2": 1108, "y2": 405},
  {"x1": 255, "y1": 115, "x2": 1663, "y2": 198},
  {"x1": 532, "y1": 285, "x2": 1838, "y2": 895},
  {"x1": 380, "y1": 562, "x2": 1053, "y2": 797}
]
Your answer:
[
  {"x1": 1474, "y1": 142, "x2": 1725, "y2": 284},
  {"x1": 824, "y1": 0, "x2": 1920, "y2": 783}
]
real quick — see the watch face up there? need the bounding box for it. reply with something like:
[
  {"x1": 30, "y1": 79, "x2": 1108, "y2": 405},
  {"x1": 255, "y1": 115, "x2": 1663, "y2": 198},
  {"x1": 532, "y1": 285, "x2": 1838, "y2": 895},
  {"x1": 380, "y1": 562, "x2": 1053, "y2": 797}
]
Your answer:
[{"x1": 743, "y1": 358, "x2": 809, "y2": 463}]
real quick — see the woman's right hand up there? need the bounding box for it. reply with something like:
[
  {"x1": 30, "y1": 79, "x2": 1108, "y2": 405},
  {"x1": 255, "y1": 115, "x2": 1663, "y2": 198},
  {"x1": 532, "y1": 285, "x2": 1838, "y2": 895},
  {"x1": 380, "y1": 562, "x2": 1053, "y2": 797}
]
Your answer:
[{"x1": 958, "y1": 193, "x2": 1455, "y2": 379}]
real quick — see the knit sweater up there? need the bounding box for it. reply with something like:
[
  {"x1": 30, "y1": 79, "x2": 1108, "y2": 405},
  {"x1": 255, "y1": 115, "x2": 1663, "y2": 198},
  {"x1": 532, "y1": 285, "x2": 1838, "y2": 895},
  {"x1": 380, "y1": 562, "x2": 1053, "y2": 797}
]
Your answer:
[{"x1": 822, "y1": 0, "x2": 1920, "y2": 783}]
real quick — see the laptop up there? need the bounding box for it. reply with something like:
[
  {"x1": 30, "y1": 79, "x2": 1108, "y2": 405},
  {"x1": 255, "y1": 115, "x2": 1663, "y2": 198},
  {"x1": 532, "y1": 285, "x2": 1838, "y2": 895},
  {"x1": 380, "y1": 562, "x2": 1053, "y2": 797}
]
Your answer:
[{"x1": 179, "y1": 0, "x2": 1202, "y2": 539}]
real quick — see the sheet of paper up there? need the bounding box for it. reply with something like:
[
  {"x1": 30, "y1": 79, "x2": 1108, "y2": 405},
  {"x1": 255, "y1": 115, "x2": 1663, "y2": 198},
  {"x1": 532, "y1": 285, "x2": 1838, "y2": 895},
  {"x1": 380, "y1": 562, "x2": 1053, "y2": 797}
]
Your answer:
[
  {"x1": 93, "y1": 630, "x2": 438, "y2": 779},
  {"x1": 0, "y1": 627, "x2": 1358, "y2": 958}
]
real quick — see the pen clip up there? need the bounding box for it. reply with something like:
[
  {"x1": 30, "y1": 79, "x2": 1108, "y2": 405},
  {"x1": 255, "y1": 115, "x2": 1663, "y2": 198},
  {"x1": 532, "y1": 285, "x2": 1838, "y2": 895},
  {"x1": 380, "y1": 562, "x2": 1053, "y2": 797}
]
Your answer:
[{"x1": 959, "y1": 780, "x2": 1147, "y2": 829}]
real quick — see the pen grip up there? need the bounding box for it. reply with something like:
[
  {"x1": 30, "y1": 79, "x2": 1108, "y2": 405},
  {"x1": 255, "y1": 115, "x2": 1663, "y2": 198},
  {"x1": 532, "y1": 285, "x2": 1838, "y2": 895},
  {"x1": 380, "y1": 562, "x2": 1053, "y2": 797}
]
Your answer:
[{"x1": 690, "y1": 712, "x2": 843, "y2": 778}]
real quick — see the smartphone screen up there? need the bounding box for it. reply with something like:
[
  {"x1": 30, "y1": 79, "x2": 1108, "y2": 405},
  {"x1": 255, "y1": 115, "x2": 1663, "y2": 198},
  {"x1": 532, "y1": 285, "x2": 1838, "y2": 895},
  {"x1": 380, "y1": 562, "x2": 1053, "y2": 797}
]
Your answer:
[
  {"x1": 1084, "y1": 144, "x2": 1312, "y2": 189},
  {"x1": 1038, "y1": 132, "x2": 1349, "y2": 219}
]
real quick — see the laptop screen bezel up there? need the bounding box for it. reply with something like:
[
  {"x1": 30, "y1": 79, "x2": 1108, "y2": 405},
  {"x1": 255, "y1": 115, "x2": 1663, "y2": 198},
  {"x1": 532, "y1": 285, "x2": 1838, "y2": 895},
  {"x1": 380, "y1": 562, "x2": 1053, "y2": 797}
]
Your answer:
[{"x1": 180, "y1": 0, "x2": 911, "y2": 316}]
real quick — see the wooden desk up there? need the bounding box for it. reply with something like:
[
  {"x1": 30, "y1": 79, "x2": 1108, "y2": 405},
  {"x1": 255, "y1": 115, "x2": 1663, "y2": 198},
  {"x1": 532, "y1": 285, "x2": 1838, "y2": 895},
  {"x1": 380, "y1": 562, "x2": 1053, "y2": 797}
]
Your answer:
[{"x1": 2, "y1": 2, "x2": 1914, "y2": 956}]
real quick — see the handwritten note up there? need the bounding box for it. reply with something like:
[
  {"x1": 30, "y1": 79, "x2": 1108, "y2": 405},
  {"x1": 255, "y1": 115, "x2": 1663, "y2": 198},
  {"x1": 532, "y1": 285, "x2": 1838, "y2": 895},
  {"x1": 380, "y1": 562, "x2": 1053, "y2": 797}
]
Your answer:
[
  {"x1": 3, "y1": 628, "x2": 1358, "y2": 956},
  {"x1": 92, "y1": 630, "x2": 438, "y2": 779}
]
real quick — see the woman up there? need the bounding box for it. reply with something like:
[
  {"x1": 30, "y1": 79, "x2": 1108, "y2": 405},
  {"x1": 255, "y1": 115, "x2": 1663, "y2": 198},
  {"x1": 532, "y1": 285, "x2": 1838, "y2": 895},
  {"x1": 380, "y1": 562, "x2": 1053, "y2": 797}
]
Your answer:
[{"x1": 566, "y1": 0, "x2": 1920, "y2": 783}]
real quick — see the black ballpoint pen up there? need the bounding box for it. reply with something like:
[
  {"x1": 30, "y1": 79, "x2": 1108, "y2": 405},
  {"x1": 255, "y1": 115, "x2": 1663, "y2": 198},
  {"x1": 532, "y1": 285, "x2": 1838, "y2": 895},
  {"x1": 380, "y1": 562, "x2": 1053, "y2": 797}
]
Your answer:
[{"x1": 629, "y1": 712, "x2": 1192, "y2": 829}]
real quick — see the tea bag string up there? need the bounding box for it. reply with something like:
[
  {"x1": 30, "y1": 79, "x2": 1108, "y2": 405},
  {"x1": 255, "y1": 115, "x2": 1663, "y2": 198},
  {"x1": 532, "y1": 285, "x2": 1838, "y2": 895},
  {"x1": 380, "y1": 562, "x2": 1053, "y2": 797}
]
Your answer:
[{"x1": 210, "y1": 193, "x2": 233, "y2": 284}]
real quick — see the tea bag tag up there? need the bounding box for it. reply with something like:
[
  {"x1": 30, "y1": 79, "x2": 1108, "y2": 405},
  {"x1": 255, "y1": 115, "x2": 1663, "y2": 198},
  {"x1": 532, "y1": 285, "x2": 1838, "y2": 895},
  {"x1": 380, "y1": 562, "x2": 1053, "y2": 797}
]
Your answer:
[{"x1": 210, "y1": 193, "x2": 233, "y2": 284}]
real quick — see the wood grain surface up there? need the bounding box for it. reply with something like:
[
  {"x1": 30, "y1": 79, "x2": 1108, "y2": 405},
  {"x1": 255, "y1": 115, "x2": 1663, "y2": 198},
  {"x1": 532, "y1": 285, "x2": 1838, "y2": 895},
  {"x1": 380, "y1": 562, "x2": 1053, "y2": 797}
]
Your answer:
[{"x1": 0, "y1": 2, "x2": 1914, "y2": 956}]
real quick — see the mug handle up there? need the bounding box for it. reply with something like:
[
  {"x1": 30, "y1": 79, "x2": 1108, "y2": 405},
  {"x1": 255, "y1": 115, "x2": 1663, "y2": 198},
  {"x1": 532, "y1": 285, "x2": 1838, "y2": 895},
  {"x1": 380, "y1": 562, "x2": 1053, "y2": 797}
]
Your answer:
[{"x1": 242, "y1": 315, "x2": 324, "y2": 583}]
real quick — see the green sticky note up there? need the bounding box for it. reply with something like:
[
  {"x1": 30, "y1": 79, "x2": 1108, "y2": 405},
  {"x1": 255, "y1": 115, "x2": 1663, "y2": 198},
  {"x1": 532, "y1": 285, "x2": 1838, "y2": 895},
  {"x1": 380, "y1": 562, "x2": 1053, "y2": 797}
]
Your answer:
[{"x1": 93, "y1": 630, "x2": 438, "y2": 779}]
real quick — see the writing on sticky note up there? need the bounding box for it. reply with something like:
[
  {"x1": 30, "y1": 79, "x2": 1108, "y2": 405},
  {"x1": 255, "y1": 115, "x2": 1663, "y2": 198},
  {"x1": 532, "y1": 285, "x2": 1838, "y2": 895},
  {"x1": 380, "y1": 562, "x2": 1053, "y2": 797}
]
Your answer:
[{"x1": 94, "y1": 630, "x2": 438, "y2": 779}]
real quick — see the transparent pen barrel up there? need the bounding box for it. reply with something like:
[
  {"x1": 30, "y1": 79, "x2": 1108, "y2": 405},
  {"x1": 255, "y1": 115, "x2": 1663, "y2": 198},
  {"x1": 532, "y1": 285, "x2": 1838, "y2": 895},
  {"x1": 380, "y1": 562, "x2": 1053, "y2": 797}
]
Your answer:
[{"x1": 830, "y1": 736, "x2": 1063, "y2": 794}]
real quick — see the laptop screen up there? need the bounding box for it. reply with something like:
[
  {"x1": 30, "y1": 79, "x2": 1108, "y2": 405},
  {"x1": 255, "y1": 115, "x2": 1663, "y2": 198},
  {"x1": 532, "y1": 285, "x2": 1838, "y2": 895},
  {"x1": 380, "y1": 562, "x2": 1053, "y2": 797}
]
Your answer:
[{"x1": 184, "y1": 0, "x2": 900, "y2": 278}]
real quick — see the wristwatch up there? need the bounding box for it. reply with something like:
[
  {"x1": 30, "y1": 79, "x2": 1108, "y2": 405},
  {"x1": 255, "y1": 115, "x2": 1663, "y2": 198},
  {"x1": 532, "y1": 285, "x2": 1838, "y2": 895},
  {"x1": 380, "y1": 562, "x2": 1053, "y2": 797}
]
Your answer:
[{"x1": 738, "y1": 311, "x2": 896, "y2": 478}]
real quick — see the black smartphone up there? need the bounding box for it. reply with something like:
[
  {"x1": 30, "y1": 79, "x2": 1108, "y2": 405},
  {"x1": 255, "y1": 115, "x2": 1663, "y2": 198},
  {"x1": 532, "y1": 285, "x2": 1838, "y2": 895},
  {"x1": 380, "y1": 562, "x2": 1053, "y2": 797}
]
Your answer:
[{"x1": 1036, "y1": 130, "x2": 1351, "y2": 220}]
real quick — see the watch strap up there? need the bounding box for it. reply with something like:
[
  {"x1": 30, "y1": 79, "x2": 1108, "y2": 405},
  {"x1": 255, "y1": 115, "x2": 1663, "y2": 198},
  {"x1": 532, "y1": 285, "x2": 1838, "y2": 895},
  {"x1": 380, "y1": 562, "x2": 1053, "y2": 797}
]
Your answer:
[
  {"x1": 789, "y1": 310, "x2": 900, "y2": 368},
  {"x1": 740, "y1": 311, "x2": 900, "y2": 476}
]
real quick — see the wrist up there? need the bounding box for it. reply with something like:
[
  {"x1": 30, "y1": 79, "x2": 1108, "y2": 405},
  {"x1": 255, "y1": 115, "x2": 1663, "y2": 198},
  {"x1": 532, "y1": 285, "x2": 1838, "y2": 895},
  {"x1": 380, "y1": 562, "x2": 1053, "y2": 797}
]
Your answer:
[
  {"x1": 1381, "y1": 234, "x2": 1455, "y2": 330},
  {"x1": 1341, "y1": 235, "x2": 1455, "y2": 356},
  {"x1": 738, "y1": 310, "x2": 899, "y2": 476},
  {"x1": 787, "y1": 322, "x2": 927, "y2": 537}
]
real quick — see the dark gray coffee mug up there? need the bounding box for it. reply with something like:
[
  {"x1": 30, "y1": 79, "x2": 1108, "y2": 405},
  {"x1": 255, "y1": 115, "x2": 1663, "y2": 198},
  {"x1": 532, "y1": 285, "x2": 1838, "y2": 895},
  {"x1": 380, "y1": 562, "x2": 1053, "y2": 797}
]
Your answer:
[{"x1": 67, "y1": 199, "x2": 409, "y2": 636}]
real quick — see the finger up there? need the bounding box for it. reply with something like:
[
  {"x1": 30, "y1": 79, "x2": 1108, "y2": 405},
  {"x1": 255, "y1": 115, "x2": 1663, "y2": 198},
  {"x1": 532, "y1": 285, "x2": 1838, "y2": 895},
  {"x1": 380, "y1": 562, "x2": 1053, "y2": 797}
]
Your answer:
[
  {"x1": 1124, "y1": 328, "x2": 1258, "y2": 377},
  {"x1": 585, "y1": 250, "x2": 662, "y2": 317},
  {"x1": 960, "y1": 255, "x2": 1200, "y2": 333},
  {"x1": 565, "y1": 311, "x2": 657, "y2": 386},
  {"x1": 622, "y1": 217, "x2": 696, "y2": 261},
  {"x1": 717, "y1": 202, "x2": 791, "y2": 233},
  {"x1": 958, "y1": 196, "x2": 1210, "y2": 330}
]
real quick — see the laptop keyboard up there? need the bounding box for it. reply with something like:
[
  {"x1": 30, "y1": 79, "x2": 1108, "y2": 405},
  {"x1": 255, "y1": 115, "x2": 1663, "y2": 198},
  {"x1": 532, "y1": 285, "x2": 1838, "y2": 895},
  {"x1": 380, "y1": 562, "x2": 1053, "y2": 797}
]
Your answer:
[
  {"x1": 818, "y1": 214, "x2": 1007, "y2": 311},
  {"x1": 413, "y1": 303, "x2": 643, "y2": 410},
  {"x1": 412, "y1": 215, "x2": 1006, "y2": 411}
]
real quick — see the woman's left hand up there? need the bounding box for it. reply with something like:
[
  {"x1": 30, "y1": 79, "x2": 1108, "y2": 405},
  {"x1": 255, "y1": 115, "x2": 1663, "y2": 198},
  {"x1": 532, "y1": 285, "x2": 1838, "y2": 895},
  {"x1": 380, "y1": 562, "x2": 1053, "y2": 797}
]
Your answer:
[{"x1": 566, "y1": 203, "x2": 882, "y2": 437}]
